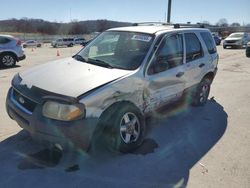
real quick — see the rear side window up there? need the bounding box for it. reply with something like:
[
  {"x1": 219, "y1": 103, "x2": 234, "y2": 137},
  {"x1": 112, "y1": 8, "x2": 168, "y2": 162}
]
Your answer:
[
  {"x1": 200, "y1": 32, "x2": 217, "y2": 54},
  {"x1": 0, "y1": 37, "x2": 11, "y2": 44},
  {"x1": 184, "y1": 33, "x2": 203, "y2": 63}
]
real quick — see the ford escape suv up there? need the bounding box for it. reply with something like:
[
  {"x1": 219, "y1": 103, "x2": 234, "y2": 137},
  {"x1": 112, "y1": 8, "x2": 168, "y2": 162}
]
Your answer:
[{"x1": 6, "y1": 24, "x2": 218, "y2": 153}]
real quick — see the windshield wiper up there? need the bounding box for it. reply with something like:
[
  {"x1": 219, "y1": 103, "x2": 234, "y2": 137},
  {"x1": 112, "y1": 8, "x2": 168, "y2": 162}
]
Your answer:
[
  {"x1": 73, "y1": 55, "x2": 116, "y2": 69},
  {"x1": 73, "y1": 54, "x2": 88, "y2": 62},
  {"x1": 88, "y1": 58, "x2": 114, "y2": 69}
]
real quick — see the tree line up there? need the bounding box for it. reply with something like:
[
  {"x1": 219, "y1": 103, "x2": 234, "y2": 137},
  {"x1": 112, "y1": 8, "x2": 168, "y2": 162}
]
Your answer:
[
  {"x1": 0, "y1": 18, "x2": 131, "y2": 35},
  {"x1": 0, "y1": 18, "x2": 249, "y2": 35}
]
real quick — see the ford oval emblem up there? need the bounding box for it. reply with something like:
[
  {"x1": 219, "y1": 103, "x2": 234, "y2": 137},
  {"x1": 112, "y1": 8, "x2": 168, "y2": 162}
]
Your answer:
[{"x1": 19, "y1": 96, "x2": 25, "y2": 104}]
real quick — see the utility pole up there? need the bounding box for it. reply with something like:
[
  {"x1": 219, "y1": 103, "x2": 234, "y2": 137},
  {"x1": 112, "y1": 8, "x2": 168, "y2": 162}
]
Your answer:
[{"x1": 167, "y1": 0, "x2": 172, "y2": 23}]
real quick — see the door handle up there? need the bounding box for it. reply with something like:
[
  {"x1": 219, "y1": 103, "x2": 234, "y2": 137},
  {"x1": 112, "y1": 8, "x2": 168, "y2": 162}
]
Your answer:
[
  {"x1": 199, "y1": 63, "x2": 205, "y2": 68},
  {"x1": 176, "y1": 72, "x2": 184, "y2": 78}
]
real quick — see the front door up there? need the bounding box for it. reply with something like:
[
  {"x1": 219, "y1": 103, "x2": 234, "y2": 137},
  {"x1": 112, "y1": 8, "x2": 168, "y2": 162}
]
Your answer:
[{"x1": 144, "y1": 33, "x2": 186, "y2": 112}]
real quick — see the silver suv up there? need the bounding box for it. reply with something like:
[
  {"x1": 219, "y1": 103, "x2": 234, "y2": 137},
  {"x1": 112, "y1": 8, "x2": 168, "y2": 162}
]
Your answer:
[
  {"x1": 6, "y1": 24, "x2": 218, "y2": 153},
  {"x1": 0, "y1": 35, "x2": 26, "y2": 67},
  {"x1": 51, "y1": 38, "x2": 75, "y2": 48},
  {"x1": 223, "y1": 32, "x2": 250, "y2": 49}
]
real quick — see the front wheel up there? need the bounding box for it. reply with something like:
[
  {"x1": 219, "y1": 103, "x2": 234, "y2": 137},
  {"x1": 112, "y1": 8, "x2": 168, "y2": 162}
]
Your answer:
[
  {"x1": 96, "y1": 105, "x2": 145, "y2": 153},
  {"x1": 192, "y1": 78, "x2": 211, "y2": 106}
]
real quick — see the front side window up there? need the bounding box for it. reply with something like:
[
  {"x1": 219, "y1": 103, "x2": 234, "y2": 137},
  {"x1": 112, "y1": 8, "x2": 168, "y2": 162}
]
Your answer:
[
  {"x1": 76, "y1": 31, "x2": 154, "y2": 70},
  {"x1": 184, "y1": 33, "x2": 203, "y2": 63},
  {"x1": 148, "y1": 34, "x2": 183, "y2": 75},
  {"x1": 200, "y1": 32, "x2": 217, "y2": 54}
]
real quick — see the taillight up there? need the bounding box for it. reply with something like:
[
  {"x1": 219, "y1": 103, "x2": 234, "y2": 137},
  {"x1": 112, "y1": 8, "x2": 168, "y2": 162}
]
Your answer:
[{"x1": 16, "y1": 40, "x2": 22, "y2": 46}]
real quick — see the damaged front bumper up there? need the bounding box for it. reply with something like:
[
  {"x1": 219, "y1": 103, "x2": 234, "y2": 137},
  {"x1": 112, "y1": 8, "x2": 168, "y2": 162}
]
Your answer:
[{"x1": 6, "y1": 87, "x2": 98, "y2": 151}]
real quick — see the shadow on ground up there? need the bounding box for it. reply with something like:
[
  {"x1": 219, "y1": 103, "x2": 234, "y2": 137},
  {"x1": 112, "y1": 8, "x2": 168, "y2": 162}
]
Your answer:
[
  {"x1": 0, "y1": 98, "x2": 227, "y2": 188},
  {"x1": 0, "y1": 65, "x2": 21, "y2": 70}
]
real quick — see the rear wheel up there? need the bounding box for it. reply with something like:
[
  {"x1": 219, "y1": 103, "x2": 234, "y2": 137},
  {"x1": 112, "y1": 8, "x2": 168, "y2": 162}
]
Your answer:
[
  {"x1": 192, "y1": 78, "x2": 211, "y2": 106},
  {"x1": 0, "y1": 53, "x2": 16, "y2": 67}
]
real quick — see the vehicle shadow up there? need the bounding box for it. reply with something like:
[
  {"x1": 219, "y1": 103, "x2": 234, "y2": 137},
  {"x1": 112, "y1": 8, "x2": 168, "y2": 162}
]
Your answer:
[
  {"x1": 0, "y1": 65, "x2": 21, "y2": 70},
  {"x1": 0, "y1": 98, "x2": 227, "y2": 188}
]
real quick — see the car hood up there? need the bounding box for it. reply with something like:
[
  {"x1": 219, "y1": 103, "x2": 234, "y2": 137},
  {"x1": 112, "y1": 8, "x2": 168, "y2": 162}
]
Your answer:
[
  {"x1": 225, "y1": 37, "x2": 242, "y2": 41},
  {"x1": 19, "y1": 57, "x2": 132, "y2": 97}
]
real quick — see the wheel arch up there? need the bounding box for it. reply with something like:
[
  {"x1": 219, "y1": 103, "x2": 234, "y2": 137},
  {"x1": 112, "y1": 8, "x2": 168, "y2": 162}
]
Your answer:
[
  {"x1": 202, "y1": 71, "x2": 215, "y2": 82},
  {"x1": 99, "y1": 100, "x2": 143, "y2": 125}
]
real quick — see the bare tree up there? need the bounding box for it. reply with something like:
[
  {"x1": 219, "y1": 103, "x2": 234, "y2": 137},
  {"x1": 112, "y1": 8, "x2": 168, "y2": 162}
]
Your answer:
[
  {"x1": 216, "y1": 18, "x2": 228, "y2": 27},
  {"x1": 230, "y1": 22, "x2": 241, "y2": 27},
  {"x1": 202, "y1": 21, "x2": 211, "y2": 25}
]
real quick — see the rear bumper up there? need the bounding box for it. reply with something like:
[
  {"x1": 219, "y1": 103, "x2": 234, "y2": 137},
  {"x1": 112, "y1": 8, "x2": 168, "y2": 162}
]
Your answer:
[
  {"x1": 18, "y1": 55, "x2": 26, "y2": 62},
  {"x1": 6, "y1": 87, "x2": 98, "y2": 151}
]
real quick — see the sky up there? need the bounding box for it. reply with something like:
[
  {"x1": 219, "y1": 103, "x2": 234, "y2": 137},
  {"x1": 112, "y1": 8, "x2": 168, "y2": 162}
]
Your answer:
[{"x1": 0, "y1": 0, "x2": 249, "y2": 25}]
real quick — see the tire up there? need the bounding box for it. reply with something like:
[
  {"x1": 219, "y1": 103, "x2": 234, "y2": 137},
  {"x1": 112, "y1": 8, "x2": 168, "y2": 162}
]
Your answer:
[
  {"x1": 92, "y1": 104, "x2": 145, "y2": 153},
  {"x1": 0, "y1": 53, "x2": 16, "y2": 68},
  {"x1": 23, "y1": 45, "x2": 27, "y2": 48},
  {"x1": 223, "y1": 45, "x2": 226, "y2": 49},
  {"x1": 37, "y1": 44, "x2": 41, "y2": 47},
  {"x1": 246, "y1": 47, "x2": 250, "y2": 57},
  {"x1": 192, "y1": 78, "x2": 211, "y2": 106}
]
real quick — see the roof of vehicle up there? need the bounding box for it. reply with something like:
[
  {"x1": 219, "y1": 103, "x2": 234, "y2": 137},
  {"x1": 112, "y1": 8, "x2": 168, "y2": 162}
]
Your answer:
[
  {"x1": 0, "y1": 34, "x2": 15, "y2": 39},
  {"x1": 108, "y1": 25, "x2": 209, "y2": 35},
  {"x1": 229, "y1": 32, "x2": 245, "y2": 35}
]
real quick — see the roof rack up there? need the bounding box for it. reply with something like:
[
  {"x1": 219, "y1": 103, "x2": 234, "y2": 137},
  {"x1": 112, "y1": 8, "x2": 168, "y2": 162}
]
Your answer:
[{"x1": 132, "y1": 22, "x2": 206, "y2": 29}]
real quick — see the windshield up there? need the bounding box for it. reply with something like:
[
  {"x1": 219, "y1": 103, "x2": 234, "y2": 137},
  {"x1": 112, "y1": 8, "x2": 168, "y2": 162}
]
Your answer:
[
  {"x1": 76, "y1": 31, "x2": 154, "y2": 70},
  {"x1": 228, "y1": 33, "x2": 243, "y2": 38}
]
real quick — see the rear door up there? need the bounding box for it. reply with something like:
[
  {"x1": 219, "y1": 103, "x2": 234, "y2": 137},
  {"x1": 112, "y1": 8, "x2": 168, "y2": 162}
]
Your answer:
[
  {"x1": 200, "y1": 31, "x2": 219, "y2": 72},
  {"x1": 144, "y1": 33, "x2": 186, "y2": 111},
  {"x1": 182, "y1": 32, "x2": 208, "y2": 88}
]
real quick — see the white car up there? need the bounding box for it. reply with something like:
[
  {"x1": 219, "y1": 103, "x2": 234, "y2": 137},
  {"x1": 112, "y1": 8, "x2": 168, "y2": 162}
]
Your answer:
[
  {"x1": 6, "y1": 24, "x2": 218, "y2": 153},
  {"x1": 0, "y1": 35, "x2": 26, "y2": 67},
  {"x1": 223, "y1": 32, "x2": 250, "y2": 49},
  {"x1": 23, "y1": 40, "x2": 42, "y2": 48}
]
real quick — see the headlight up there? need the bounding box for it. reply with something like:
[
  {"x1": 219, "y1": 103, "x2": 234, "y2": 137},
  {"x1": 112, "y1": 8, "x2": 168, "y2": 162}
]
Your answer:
[{"x1": 42, "y1": 101, "x2": 85, "y2": 121}]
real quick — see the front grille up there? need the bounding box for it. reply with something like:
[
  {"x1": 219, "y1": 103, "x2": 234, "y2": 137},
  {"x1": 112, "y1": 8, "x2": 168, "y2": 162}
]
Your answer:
[
  {"x1": 12, "y1": 89, "x2": 37, "y2": 113},
  {"x1": 226, "y1": 40, "x2": 237, "y2": 44}
]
